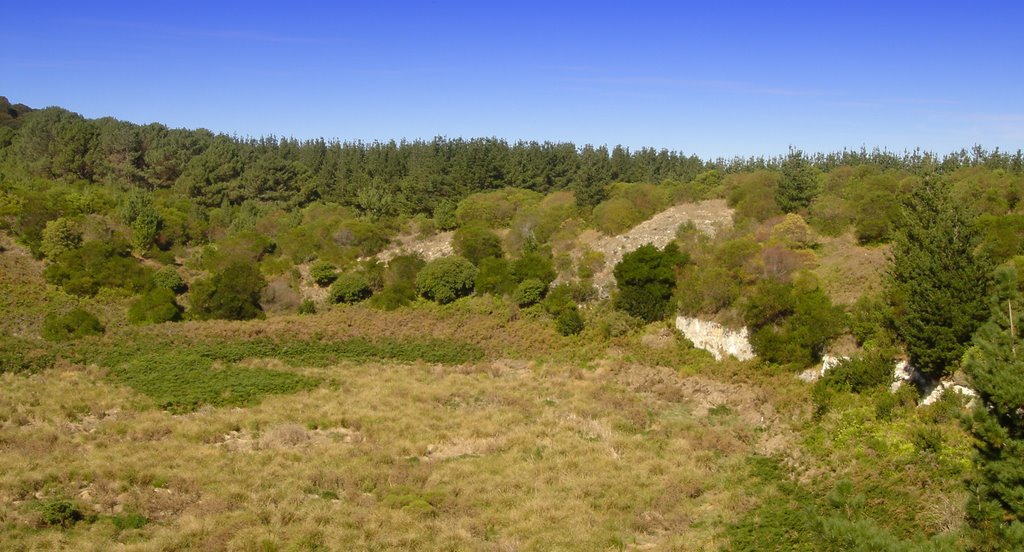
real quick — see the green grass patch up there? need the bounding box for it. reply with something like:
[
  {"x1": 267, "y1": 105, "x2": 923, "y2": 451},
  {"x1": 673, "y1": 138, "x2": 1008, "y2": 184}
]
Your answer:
[
  {"x1": 107, "y1": 351, "x2": 317, "y2": 413},
  {"x1": 88, "y1": 336, "x2": 484, "y2": 369},
  {"x1": 81, "y1": 336, "x2": 483, "y2": 413}
]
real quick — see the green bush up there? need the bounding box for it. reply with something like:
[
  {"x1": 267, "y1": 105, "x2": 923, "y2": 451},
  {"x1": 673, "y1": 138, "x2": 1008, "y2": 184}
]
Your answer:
[
  {"x1": 189, "y1": 262, "x2": 267, "y2": 321},
  {"x1": 38, "y1": 498, "x2": 84, "y2": 528},
  {"x1": 452, "y1": 225, "x2": 503, "y2": 265},
  {"x1": 613, "y1": 243, "x2": 687, "y2": 323},
  {"x1": 152, "y1": 266, "x2": 186, "y2": 293},
  {"x1": 510, "y1": 252, "x2": 556, "y2": 285},
  {"x1": 369, "y1": 281, "x2": 418, "y2": 310},
  {"x1": 475, "y1": 257, "x2": 514, "y2": 296},
  {"x1": 514, "y1": 278, "x2": 547, "y2": 307},
  {"x1": 297, "y1": 299, "x2": 316, "y2": 315},
  {"x1": 817, "y1": 355, "x2": 893, "y2": 393},
  {"x1": 128, "y1": 288, "x2": 182, "y2": 325},
  {"x1": 39, "y1": 216, "x2": 81, "y2": 259},
  {"x1": 309, "y1": 261, "x2": 338, "y2": 287},
  {"x1": 44, "y1": 240, "x2": 153, "y2": 297},
  {"x1": 554, "y1": 308, "x2": 585, "y2": 336},
  {"x1": 416, "y1": 256, "x2": 478, "y2": 304},
  {"x1": 329, "y1": 272, "x2": 372, "y2": 304},
  {"x1": 42, "y1": 308, "x2": 104, "y2": 341},
  {"x1": 745, "y1": 281, "x2": 847, "y2": 366}
]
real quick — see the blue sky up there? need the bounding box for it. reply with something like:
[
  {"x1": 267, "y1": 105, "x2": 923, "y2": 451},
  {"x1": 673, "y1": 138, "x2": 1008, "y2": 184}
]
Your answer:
[{"x1": 4, "y1": 1, "x2": 1022, "y2": 158}]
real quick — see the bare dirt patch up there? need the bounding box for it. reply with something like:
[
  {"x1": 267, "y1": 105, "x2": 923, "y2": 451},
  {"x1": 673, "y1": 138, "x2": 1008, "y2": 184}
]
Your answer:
[{"x1": 375, "y1": 231, "x2": 454, "y2": 263}]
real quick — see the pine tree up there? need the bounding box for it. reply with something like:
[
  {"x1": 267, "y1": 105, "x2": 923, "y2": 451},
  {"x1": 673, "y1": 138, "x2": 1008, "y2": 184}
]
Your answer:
[
  {"x1": 963, "y1": 267, "x2": 1024, "y2": 549},
  {"x1": 775, "y1": 148, "x2": 819, "y2": 213},
  {"x1": 887, "y1": 179, "x2": 993, "y2": 379}
]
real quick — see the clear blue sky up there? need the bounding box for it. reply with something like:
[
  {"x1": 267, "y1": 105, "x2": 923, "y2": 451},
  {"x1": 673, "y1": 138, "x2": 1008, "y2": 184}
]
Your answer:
[{"x1": 4, "y1": 1, "x2": 1022, "y2": 159}]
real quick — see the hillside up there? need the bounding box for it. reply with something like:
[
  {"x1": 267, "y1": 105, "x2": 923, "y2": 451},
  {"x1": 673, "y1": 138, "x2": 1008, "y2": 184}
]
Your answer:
[{"x1": 1, "y1": 101, "x2": 1022, "y2": 549}]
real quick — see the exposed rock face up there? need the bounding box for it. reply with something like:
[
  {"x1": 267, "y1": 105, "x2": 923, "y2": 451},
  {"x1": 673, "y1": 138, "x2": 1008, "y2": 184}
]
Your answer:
[
  {"x1": 675, "y1": 316, "x2": 755, "y2": 361},
  {"x1": 799, "y1": 354, "x2": 850, "y2": 382},
  {"x1": 921, "y1": 381, "x2": 978, "y2": 407}
]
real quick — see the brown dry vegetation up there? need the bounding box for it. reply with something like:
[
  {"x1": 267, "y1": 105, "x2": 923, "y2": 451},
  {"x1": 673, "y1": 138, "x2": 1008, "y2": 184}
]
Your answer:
[
  {"x1": 0, "y1": 342, "x2": 795, "y2": 550},
  {"x1": 811, "y1": 232, "x2": 890, "y2": 305}
]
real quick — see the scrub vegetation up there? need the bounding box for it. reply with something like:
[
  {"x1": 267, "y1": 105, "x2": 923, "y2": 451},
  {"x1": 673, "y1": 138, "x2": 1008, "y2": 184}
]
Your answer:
[{"x1": 1, "y1": 97, "x2": 1023, "y2": 549}]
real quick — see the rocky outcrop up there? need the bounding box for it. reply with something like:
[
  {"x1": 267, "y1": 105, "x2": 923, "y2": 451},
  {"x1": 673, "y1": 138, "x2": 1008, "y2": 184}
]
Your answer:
[{"x1": 675, "y1": 316, "x2": 755, "y2": 361}]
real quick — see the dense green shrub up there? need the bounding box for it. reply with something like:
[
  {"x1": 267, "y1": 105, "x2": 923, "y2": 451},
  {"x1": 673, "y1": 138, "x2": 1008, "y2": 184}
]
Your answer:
[
  {"x1": 745, "y1": 281, "x2": 847, "y2": 366},
  {"x1": 309, "y1": 261, "x2": 338, "y2": 287},
  {"x1": 510, "y1": 252, "x2": 556, "y2": 285},
  {"x1": 152, "y1": 266, "x2": 186, "y2": 293},
  {"x1": 416, "y1": 256, "x2": 478, "y2": 304},
  {"x1": 297, "y1": 299, "x2": 316, "y2": 315},
  {"x1": 455, "y1": 188, "x2": 541, "y2": 228},
  {"x1": 329, "y1": 272, "x2": 372, "y2": 304},
  {"x1": 817, "y1": 355, "x2": 893, "y2": 393},
  {"x1": 38, "y1": 498, "x2": 84, "y2": 528},
  {"x1": 474, "y1": 257, "x2": 514, "y2": 296},
  {"x1": 613, "y1": 243, "x2": 687, "y2": 323},
  {"x1": 128, "y1": 288, "x2": 182, "y2": 325},
  {"x1": 44, "y1": 240, "x2": 152, "y2": 296},
  {"x1": 189, "y1": 262, "x2": 267, "y2": 320},
  {"x1": 554, "y1": 308, "x2": 585, "y2": 336},
  {"x1": 452, "y1": 225, "x2": 503, "y2": 265},
  {"x1": 369, "y1": 281, "x2": 418, "y2": 310},
  {"x1": 42, "y1": 308, "x2": 104, "y2": 341},
  {"x1": 39, "y1": 216, "x2": 81, "y2": 259},
  {"x1": 514, "y1": 278, "x2": 547, "y2": 307}
]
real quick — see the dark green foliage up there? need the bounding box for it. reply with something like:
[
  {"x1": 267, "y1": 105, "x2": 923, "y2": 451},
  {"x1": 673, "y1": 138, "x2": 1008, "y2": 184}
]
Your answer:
[
  {"x1": 514, "y1": 278, "x2": 547, "y2": 307},
  {"x1": 416, "y1": 256, "x2": 478, "y2": 304},
  {"x1": 474, "y1": 257, "x2": 514, "y2": 296},
  {"x1": 744, "y1": 282, "x2": 846, "y2": 366},
  {"x1": 612, "y1": 243, "x2": 687, "y2": 323},
  {"x1": 776, "y1": 149, "x2": 820, "y2": 213},
  {"x1": 510, "y1": 252, "x2": 556, "y2": 285},
  {"x1": 962, "y1": 267, "x2": 1024, "y2": 547},
  {"x1": 128, "y1": 288, "x2": 182, "y2": 325},
  {"x1": 329, "y1": 272, "x2": 372, "y2": 304},
  {"x1": 309, "y1": 261, "x2": 338, "y2": 287},
  {"x1": 554, "y1": 308, "x2": 585, "y2": 336},
  {"x1": 297, "y1": 299, "x2": 316, "y2": 315},
  {"x1": 189, "y1": 262, "x2": 267, "y2": 321},
  {"x1": 38, "y1": 498, "x2": 84, "y2": 528},
  {"x1": 152, "y1": 266, "x2": 186, "y2": 293},
  {"x1": 0, "y1": 336, "x2": 57, "y2": 373},
  {"x1": 887, "y1": 180, "x2": 994, "y2": 379},
  {"x1": 452, "y1": 225, "x2": 503, "y2": 265},
  {"x1": 41, "y1": 308, "x2": 104, "y2": 341},
  {"x1": 44, "y1": 240, "x2": 152, "y2": 296},
  {"x1": 817, "y1": 355, "x2": 893, "y2": 394}
]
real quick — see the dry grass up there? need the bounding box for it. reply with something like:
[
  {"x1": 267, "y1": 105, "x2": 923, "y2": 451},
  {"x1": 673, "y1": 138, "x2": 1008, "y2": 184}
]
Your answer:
[
  {"x1": 0, "y1": 349, "x2": 780, "y2": 550},
  {"x1": 811, "y1": 232, "x2": 890, "y2": 305}
]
